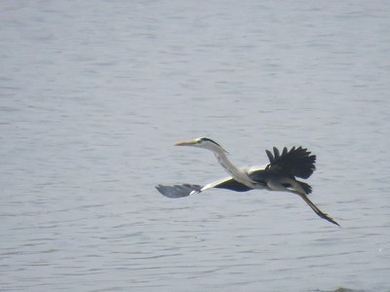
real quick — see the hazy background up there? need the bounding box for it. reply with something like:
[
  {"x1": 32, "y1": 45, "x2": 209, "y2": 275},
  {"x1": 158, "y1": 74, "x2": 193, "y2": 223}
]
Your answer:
[{"x1": 1, "y1": 0, "x2": 390, "y2": 291}]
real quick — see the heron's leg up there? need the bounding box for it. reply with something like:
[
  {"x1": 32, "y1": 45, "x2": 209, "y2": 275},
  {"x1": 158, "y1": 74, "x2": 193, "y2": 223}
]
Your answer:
[{"x1": 294, "y1": 191, "x2": 340, "y2": 226}]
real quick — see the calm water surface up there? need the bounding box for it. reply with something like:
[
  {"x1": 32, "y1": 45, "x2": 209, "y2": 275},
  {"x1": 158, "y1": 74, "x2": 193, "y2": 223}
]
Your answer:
[{"x1": 1, "y1": 1, "x2": 390, "y2": 291}]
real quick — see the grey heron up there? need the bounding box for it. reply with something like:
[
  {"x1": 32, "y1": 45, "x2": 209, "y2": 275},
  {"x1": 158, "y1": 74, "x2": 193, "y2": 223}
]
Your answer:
[{"x1": 156, "y1": 137, "x2": 339, "y2": 226}]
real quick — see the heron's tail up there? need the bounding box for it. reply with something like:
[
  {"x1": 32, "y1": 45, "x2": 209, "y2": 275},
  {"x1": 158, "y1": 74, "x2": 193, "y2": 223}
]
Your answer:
[
  {"x1": 296, "y1": 180, "x2": 312, "y2": 194},
  {"x1": 286, "y1": 179, "x2": 311, "y2": 195},
  {"x1": 156, "y1": 184, "x2": 202, "y2": 198}
]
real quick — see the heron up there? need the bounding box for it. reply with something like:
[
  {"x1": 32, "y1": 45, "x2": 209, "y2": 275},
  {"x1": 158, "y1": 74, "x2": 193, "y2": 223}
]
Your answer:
[{"x1": 156, "y1": 137, "x2": 339, "y2": 226}]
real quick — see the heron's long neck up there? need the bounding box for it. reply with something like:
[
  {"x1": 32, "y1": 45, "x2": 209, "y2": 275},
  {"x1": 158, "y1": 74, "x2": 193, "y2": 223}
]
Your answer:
[{"x1": 213, "y1": 150, "x2": 256, "y2": 188}]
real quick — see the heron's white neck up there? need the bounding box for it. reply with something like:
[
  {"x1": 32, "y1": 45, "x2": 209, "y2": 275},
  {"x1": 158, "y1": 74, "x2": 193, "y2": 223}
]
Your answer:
[{"x1": 212, "y1": 149, "x2": 256, "y2": 188}]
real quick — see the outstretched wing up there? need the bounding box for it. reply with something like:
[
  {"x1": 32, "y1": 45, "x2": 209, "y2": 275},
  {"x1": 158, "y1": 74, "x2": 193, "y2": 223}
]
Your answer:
[
  {"x1": 203, "y1": 177, "x2": 253, "y2": 192},
  {"x1": 156, "y1": 184, "x2": 202, "y2": 198},
  {"x1": 156, "y1": 177, "x2": 253, "y2": 198},
  {"x1": 265, "y1": 146, "x2": 316, "y2": 179}
]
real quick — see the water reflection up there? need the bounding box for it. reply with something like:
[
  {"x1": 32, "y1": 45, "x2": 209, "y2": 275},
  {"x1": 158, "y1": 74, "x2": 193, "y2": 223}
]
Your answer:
[{"x1": 1, "y1": 0, "x2": 390, "y2": 291}]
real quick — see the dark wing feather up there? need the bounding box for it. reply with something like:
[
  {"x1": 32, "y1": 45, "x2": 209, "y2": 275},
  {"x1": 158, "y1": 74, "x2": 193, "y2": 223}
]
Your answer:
[
  {"x1": 156, "y1": 184, "x2": 201, "y2": 198},
  {"x1": 213, "y1": 178, "x2": 253, "y2": 192},
  {"x1": 265, "y1": 146, "x2": 316, "y2": 179},
  {"x1": 273, "y1": 147, "x2": 280, "y2": 159},
  {"x1": 266, "y1": 150, "x2": 274, "y2": 162}
]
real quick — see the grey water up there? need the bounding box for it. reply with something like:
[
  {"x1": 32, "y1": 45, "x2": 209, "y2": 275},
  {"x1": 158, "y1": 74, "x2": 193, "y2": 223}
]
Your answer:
[{"x1": 1, "y1": 0, "x2": 390, "y2": 291}]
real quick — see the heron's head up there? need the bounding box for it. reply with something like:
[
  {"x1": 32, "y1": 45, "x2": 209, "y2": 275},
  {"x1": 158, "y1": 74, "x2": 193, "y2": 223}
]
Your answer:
[{"x1": 175, "y1": 137, "x2": 228, "y2": 153}]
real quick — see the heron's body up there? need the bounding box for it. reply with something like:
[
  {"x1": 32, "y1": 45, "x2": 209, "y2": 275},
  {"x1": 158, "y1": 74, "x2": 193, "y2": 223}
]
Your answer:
[{"x1": 156, "y1": 137, "x2": 339, "y2": 226}]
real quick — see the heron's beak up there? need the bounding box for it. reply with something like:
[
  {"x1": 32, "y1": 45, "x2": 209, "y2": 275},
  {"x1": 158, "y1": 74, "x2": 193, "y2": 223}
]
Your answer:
[{"x1": 175, "y1": 140, "x2": 197, "y2": 146}]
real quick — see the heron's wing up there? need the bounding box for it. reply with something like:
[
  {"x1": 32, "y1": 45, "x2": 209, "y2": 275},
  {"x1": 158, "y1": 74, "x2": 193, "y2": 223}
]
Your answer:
[
  {"x1": 156, "y1": 177, "x2": 253, "y2": 199},
  {"x1": 247, "y1": 166, "x2": 268, "y2": 186},
  {"x1": 156, "y1": 184, "x2": 201, "y2": 198},
  {"x1": 265, "y1": 146, "x2": 316, "y2": 179},
  {"x1": 205, "y1": 177, "x2": 253, "y2": 192}
]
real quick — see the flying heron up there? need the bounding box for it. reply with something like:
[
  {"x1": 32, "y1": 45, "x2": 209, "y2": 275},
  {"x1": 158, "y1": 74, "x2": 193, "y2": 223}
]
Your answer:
[{"x1": 156, "y1": 137, "x2": 339, "y2": 226}]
